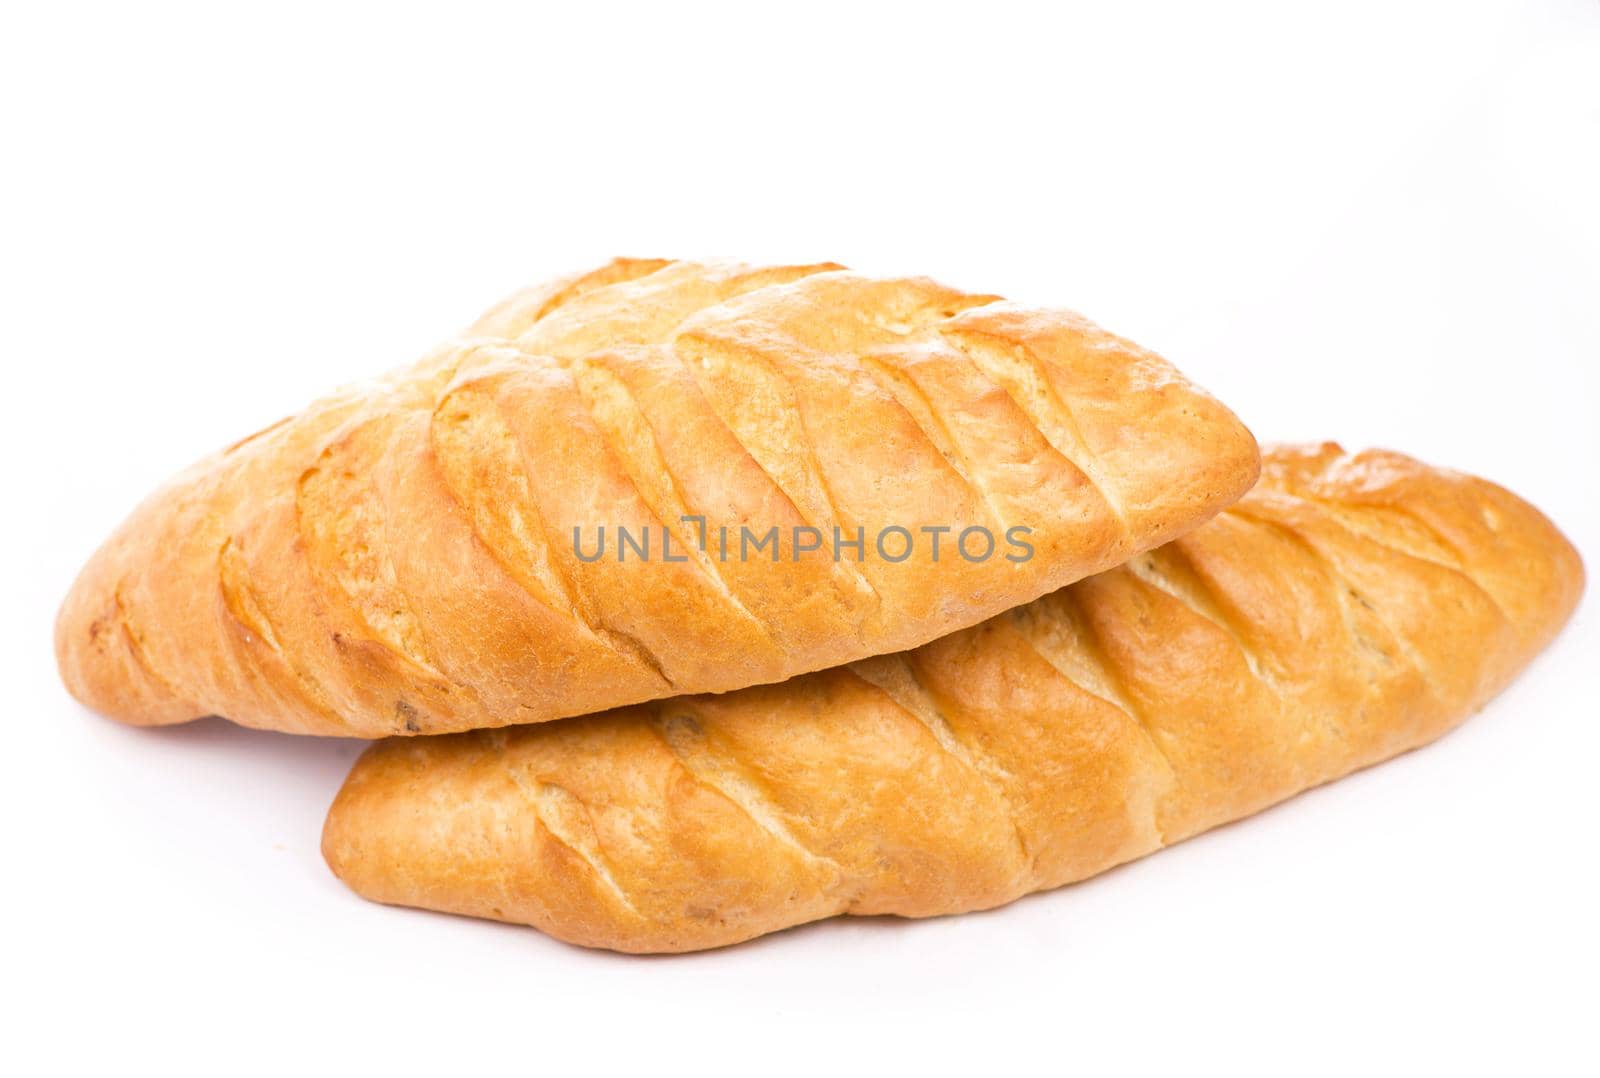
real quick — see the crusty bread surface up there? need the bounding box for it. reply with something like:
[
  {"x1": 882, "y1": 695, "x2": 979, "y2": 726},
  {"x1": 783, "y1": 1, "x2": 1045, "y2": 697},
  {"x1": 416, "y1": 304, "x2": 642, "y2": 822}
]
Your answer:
[
  {"x1": 322, "y1": 444, "x2": 1584, "y2": 952},
  {"x1": 57, "y1": 259, "x2": 1258, "y2": 737}
]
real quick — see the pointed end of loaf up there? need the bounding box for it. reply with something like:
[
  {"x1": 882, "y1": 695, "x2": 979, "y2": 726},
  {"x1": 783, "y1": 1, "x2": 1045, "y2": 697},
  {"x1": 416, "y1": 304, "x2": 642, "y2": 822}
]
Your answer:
[
  {"x1": 55, "y1": 538, "x2": 203, "y2": 728},
  {"x1": 1262, "y1": 440, "x2": 1586, "y2": 674}
]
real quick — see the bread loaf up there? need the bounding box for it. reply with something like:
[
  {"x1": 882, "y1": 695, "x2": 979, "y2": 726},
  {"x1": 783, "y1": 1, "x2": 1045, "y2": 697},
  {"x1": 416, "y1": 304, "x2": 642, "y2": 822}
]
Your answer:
[
  {"x1": 322, "y1": 444, "x2": 1584, "y2": 952},
  {"x1": 56, "y1": 259, "x2": 1258, "y2": 737}
]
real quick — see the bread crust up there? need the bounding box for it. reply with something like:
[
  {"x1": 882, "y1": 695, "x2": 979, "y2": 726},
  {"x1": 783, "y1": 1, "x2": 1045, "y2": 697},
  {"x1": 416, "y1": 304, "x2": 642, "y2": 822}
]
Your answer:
[
  {"x1": 56, "y1": 259, "x2": 1258, "y2": 736},
  {"x1": 322, "y1": 444, "x2": 1584, "y2": 952}
]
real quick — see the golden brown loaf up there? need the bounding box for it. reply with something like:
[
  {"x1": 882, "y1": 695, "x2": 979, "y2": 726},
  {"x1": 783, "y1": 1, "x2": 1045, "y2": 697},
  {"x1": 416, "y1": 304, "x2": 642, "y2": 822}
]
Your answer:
[
  {"x1": 56, "y1": 259, "x2": 1258, "y2": 737},
  {"x1": 323, "y1": 444, "x2": 1583, "y2": 953}
]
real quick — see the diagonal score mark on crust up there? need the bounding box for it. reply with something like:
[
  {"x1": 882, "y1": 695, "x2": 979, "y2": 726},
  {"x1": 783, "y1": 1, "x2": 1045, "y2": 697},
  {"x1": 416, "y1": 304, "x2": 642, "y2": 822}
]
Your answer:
[
  {"x1": 1009, "y1": 595, "x2": 1157, "y2": 738},
  {"x1": 567, "y1": 355, "x2": 775, "y2": 643},
  {"x1": 939, "y1": 329, "x2": 1130, "y2": 529},
  {"x1": 845, "y1": 655, "x2": 1013, "y2": 784},
  {"x1": 857, "y1": 354, "x2": 1011, "y2": 532},
  {"x1": 679, "y1": 333, "x2": 884, "y2": 607},
  {"x1": 667, "y1": 334, "x2": 880, "y2": 641},
  {"x1": 1220, "y1": 509, "x2": 1411, "y2": 692},
  {"x1": 523, "y1": 259, "x2": 676, "y2": 326},
  {"x1": 595, "y1": 626, "x2": 674, "y2": 690},
  {"x1": 296, "y1": 429, "x2": 452, "y2": 684},
  {"x1": 216, "y1": 537, "x2": 283, "y2": 655},
  {"x1": 488, "y1": 261, "x2": 847, "y2": 368},
  {"x1": 428, "y1": 378, "x2": 584, "y2": 614},
  {"x1": 650, "y1": 708, "x2": 846, "y2": 882},
  {"x1": 428, "y1": 366, "x2": 675, "y2": 691},
  {"x1": 1292, "y1": 494, "x2": 1514, "y2": 628},
  {"x1": 1122, "y1": 543, "x2": 1287, "y2": 700},
  {"x1": 111, "y1": 582, "x2": 189, "y2": 705},
  {"x1": 471, "y1": 258, "x2": 676, "y2": 340},
  {"x1": 1018, "y1": 590, "x2": 1180, "y2": 843},
  {"x1": 1230, "y1": 504, "x2": 1447, "y2": 704},
  {"x1": 215, "y1": 537, "x2": 355, "y2": 734},
  {"x1": 501, "y1": 762, "x2": 644, "y2": 918},
  {"x1": 844, "y1": 655, "x2": 1034, "y2": 878}
]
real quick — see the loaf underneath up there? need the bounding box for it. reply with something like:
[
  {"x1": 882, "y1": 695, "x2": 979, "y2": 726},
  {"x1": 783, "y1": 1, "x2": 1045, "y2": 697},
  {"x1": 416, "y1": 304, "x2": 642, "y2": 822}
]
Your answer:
[
  {"x1": 323, "y1": 443, "x2": 1583, "y2": 952},
  {"x1": 57, "y1": 258, "x2": 1257, "y2": 736}
]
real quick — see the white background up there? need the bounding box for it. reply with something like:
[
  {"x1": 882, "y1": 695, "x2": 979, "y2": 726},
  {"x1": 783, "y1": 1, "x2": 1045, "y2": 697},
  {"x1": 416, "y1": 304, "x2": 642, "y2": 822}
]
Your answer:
[{"x1": 3, "y1": 1, "x2": 1596, "y2": 1073}]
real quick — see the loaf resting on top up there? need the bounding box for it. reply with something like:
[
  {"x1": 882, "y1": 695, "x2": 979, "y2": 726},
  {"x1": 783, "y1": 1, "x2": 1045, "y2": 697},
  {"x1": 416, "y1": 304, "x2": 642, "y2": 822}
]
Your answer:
[{"x1": 57, "y1": 258, "x2": 1258, "y2": 737}]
